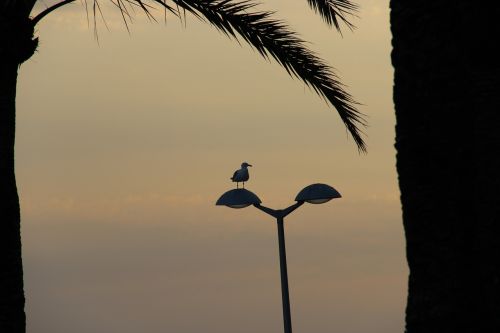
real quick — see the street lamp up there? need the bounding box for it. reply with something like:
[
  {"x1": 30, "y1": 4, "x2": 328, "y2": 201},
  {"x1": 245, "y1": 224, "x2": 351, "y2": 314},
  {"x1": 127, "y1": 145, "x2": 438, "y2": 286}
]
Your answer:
[{"x1": 216, "y1": 183, "x2": 341, "y2": 333}]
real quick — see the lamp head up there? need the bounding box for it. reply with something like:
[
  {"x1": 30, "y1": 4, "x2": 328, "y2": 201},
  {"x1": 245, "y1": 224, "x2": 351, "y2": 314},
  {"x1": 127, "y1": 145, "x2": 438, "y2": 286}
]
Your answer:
[
  {"x1": 216, "y1": 188, "x2": 261, "y2": 209},
  {"x1": 295, "y1": 183, "x2": 341, "y2": 204}
]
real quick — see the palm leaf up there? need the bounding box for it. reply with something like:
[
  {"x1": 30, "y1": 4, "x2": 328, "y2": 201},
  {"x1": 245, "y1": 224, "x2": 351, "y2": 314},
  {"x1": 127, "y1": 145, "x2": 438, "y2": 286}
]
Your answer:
[
  {"x1": 306, "y1": 0, "x2": 358, "y2": 32},
  {"x1": 32, "y1": 0, "x2": 366, "y2": 151},
  {"x1": 166, "y1": 0, "x2": 366, "y2": 151}
]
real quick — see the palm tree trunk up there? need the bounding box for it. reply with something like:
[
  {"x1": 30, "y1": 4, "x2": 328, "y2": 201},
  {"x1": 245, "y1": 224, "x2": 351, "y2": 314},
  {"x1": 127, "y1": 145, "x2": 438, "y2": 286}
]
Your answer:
[
  {"x1": 0, "y1": 61, "x2": 25, "y2": 333},
  {"x1": 0, "y1": 10, "x2": 38, "y2": 332},
  {"x1": 391, "y1": 2, "x2": 500, "y2": 332}
]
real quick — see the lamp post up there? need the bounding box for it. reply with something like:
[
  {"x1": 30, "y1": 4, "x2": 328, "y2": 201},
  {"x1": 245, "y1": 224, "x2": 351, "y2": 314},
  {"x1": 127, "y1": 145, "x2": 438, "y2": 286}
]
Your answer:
[{"x1": 216, "y1": 183, "x2": 341, "y2": 333}]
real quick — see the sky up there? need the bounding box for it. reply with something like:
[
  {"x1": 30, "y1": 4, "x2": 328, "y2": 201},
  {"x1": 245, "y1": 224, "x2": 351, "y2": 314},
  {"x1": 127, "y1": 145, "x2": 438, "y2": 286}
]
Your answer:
[{"x1": 17, "y1": 0, "x2": 406, "y2": 332}]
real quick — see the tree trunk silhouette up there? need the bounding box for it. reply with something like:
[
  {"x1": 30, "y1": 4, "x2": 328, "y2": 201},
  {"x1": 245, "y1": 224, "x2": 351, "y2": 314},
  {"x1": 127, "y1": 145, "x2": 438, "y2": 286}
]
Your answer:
[
  {"x1": 0, "y1": 57, "x2": 25, "y2": 333},
  {"x1": 391, "y1": 2, "x2": 500, "y2": 332},
  {"x1": 1, "y1": 8, "x2": 37, "y2": 332}
]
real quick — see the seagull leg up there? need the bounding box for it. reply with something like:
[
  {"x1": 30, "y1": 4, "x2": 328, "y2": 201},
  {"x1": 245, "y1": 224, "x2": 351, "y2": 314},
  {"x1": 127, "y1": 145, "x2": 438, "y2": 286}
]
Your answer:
[{"x1": 243, "y1": 182, "x2": 245, "y2": 189}]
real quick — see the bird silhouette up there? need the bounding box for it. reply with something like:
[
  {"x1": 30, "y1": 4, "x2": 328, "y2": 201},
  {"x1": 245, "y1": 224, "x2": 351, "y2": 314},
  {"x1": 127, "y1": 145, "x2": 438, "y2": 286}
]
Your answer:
[{"x1": 231, "y1": 162, "x2": 252, "y2": 189}]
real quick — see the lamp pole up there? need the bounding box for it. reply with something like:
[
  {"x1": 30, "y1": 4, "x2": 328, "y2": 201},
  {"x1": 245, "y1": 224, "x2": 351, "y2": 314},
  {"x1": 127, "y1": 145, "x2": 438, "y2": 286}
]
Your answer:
[
  {"x1": 253, "y1": 201, "x2": 304, "y2": 333},
  {"x1": 216, "y1": 183, "x2": 341, "y2": 333},
  {"x1": 277, "y1": 217, "x2": 291, "y2": 333}
]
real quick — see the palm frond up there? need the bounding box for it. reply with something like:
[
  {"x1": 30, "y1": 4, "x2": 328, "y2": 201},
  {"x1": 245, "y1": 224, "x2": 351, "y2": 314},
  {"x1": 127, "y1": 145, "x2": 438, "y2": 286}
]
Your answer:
[
  {"x1": 306, "y1": 0, "x2": 358, "y2": 32},
  {"x1": 32, "y1": 0, "x2": 365, "y2": 151},
  {"x1": 165, "y1": 0, "x2": 366, "y2": 151},
  {"x1": 32, "y1": 0, "x2": 76, "y2": 25}
]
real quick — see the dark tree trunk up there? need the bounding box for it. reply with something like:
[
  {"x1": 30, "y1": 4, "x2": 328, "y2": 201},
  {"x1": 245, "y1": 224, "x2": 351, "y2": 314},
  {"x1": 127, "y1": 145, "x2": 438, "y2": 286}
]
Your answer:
[
  {"x1": 0, "y1": 9, "x2": 38, "y2": 332},
  {"x1": 0, "y1": 57, "x2": 25, "y2": 333},
  {"x1": 391, "y1": 2, "x2": 500, "y2": 332}
]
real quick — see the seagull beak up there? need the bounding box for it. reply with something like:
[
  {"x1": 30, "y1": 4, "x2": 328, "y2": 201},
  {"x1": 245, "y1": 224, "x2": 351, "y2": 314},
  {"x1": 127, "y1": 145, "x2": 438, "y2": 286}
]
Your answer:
[{"x1": 248, "y1": 164, "x2": 252, "y2": 167}]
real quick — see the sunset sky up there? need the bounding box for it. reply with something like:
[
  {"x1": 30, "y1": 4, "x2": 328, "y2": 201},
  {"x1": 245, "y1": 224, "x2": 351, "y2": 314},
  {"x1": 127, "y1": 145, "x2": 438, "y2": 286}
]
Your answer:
[{"x1": 17, "y1": 0, "x2": 406, "y2": 332}]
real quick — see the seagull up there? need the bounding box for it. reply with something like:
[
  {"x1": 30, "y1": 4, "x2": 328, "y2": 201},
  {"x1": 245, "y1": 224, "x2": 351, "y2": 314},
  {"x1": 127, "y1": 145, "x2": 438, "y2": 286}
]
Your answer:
[{"x1": 231, "y1": 162, "x2": 252, "y2": 189}]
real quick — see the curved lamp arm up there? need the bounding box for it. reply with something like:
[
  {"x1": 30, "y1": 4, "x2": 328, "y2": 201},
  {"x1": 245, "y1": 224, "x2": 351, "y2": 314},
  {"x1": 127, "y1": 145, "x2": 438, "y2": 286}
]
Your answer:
[{"x1": 253, "y1": 201, "x2": 304, "y2": 219}]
